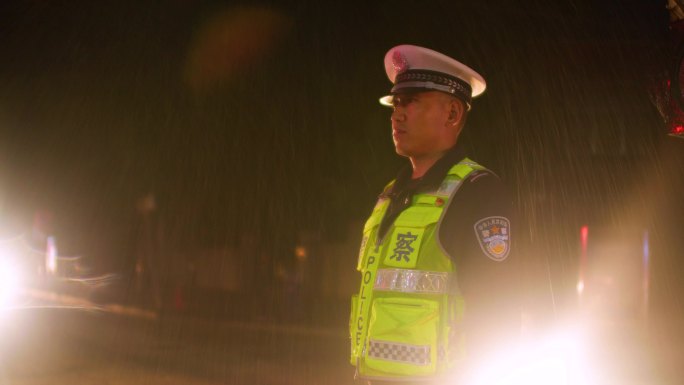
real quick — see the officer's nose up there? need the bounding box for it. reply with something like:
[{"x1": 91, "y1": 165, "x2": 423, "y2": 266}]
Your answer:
[{"x1": 391, "y1": 108, "x2": 406, "y2": 123}]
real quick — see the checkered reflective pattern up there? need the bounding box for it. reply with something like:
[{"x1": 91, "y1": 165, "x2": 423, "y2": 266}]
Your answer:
[{"x1": 368, "y1": 340, "x2": 431, "y2": 366}]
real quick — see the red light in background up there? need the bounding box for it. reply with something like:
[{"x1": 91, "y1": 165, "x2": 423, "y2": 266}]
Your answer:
[
  {"x1": 580, "y1": 225, "x2": 589, "y2": 251},
  {"x1": 578, "y1": 225, "x2": 589, "y2": 298},
  {"x1": 669, "y1": 122, "x2": 684, "y2": 137}
]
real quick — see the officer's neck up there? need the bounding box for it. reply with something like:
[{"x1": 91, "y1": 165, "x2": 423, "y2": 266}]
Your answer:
[{"x1": 409, "y1": 150, "x2": 448, "y2": 179}]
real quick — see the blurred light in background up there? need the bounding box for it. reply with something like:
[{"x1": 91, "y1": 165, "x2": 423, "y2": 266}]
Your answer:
[
  {"x1": 295, "y1": 246, "x2": 307, "y2": 261},
  {"x1": 641, "y1": 230, "x2": 650, "y2": 317},
  {"x1": 578, "y1": 225, "x2": 588, "y2": 298},
  {"x1": 184, "y1": 5, "x2": 293, "y2": 92},
  {"x1": 671, "y1": 124, "x2": 684, "y2": 136},
  {"x1": 45, "y1": 236, "x2": 57, "y2": 275}
]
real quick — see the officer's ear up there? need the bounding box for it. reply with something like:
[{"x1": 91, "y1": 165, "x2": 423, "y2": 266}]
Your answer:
[{"x1": 447, "y1": 98, "x2": 466, "y2": 127}]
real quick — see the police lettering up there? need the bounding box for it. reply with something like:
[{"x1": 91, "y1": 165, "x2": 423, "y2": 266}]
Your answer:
[{"x1": 355, "y1": 254, "x2": 378, "y2": 348}]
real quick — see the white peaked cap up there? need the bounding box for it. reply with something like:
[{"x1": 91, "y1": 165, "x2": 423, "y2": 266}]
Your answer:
[{"x1": 379, "y1": 44, "x2": 486, "y2": 109}]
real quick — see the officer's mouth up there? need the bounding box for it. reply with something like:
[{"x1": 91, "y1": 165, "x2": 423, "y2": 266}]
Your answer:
[{"x1": 392, "y1": 129, "x2": 406, "y2": 139}]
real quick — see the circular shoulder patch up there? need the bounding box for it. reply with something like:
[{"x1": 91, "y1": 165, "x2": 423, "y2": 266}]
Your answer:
[{"x1": 473, "y1": 216, "x2": 511, "y2": 261}]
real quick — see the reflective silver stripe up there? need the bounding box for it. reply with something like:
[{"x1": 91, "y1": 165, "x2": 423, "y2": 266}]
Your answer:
[
  {"x1": 368, "y1": 339, "x2": 431, "y2": 366},
  {"x1": 374, "y1": 268, "x2": 449, "y2": 294}
]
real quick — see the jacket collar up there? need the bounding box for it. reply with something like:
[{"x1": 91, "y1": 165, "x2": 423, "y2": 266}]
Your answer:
[{"x1": 390, "y1": 144, "x2": 469, "y2": 196}]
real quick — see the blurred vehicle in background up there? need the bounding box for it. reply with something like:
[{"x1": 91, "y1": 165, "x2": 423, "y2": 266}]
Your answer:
[{"x1": 652, "y1": 0, "x2": 684, "y2": 138}]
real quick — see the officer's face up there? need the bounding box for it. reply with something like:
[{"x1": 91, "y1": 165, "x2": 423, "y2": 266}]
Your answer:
[{"x1": 390, "y1": 91, "x2": 455, "y2": 159}]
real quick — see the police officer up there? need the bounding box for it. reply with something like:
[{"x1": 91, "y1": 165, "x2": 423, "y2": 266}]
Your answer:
[{"x1": 350, "y1": 45, "x2": 520, "y2": 384}]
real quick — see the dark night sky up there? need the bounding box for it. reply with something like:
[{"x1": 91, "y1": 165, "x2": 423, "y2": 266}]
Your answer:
[{"x1": 0, "y1": 0, "x2": 677, "y2": 283}]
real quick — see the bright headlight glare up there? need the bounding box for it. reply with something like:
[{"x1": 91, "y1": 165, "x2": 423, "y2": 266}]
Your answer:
[
  {"x1": 0, "y1": 261, "x2": 21, "y2": 308},
  {"x1": 466, "y1": 328, "x2": 593, "y2": 385}
]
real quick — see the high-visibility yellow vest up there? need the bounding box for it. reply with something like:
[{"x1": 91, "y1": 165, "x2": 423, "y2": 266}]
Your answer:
[{"x1": 350, "y1": 158, "x2": 485, "y2": 381}]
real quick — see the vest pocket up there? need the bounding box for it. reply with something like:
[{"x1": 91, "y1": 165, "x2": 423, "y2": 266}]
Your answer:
[{"x1": 364, "y1": 297, "x2": 439, "y2": 376}]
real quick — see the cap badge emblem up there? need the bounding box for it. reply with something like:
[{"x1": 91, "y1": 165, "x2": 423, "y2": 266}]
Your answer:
[{"x1": 392, "y1": 51, "x2": 410, "y2": 74}]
